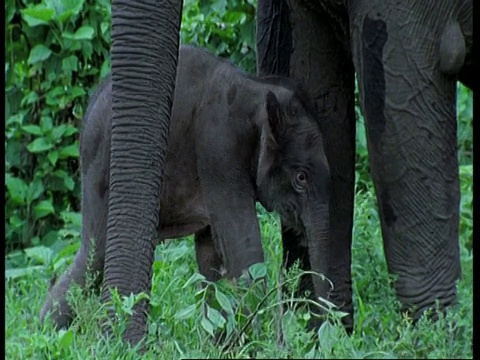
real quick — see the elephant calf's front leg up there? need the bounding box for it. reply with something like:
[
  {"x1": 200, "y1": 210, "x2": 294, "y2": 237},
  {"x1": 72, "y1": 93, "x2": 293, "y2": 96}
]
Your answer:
[{"x1": 194, "y1": 226, "x2": 224, "y2": 282}]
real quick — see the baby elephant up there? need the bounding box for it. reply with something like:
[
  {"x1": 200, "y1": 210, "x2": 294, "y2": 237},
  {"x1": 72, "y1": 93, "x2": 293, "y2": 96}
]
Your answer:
[{"x1": 41, "y1": 45, "x2": 331, "y2": 329}]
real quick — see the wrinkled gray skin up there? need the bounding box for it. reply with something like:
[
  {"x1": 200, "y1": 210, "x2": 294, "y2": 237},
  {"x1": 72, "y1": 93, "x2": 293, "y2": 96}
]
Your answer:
[
  {"x1": 257, "y1": 0, "x2": 473, "y2": 332},
  {"x1": 40, "y1": 45, "x2": 331, "y2": 332}
]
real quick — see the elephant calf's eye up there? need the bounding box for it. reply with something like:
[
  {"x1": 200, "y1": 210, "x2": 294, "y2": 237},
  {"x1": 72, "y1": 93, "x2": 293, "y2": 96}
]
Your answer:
[{"x1": 293, "y1": 170, "x2": 308, "y2": 192}]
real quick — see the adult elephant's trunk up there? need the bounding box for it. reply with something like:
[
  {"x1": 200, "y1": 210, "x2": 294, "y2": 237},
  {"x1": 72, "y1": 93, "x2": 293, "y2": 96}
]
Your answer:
[
  {"x1": 102, "y1": 0, "x2": 183, "y2": 344},
  {"x1": 302, "y1": 202, "x2": 331, "y2": 317}
]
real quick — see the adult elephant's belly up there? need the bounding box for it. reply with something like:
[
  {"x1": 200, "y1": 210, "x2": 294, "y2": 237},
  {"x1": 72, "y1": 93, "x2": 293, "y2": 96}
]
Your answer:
[{"x1": 156, "y1": 171, "x2": 210, "y2": 242}]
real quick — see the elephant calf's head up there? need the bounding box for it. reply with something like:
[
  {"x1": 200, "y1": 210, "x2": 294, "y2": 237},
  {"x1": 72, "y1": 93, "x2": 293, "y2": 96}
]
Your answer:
[
  {"x1": 256, "y1": 87, "x2": 330, "y2": 235},
  {"x1": 255, "y1": 85, "x2": 331, "y2": 301}
]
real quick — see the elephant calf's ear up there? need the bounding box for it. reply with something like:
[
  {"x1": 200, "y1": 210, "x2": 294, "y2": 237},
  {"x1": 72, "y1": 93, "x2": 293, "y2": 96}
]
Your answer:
[{"x1": 257, "y1": 91, "x2": 283, "y2": 186}]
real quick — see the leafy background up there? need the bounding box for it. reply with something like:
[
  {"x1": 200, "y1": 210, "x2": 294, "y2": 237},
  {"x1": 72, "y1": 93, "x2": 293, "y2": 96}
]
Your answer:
[{"x1": 5, "y1": 0, "x2": 473, "y2": 358}]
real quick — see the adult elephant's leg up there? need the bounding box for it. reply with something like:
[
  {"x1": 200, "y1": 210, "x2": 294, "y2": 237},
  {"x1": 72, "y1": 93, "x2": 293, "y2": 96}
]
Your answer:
[
  {"x1": 257, "y1": 0, "x2": 356, "y2": 331},
  {"x1": 102, "y1": 0, "x2": 183, "y2": 344},
  {"x1": 195, "y1": 226, "x2": 224, "y2": 282},
  {"x1": 349, "y1": 0, "x2": 463, "y2": 320}
]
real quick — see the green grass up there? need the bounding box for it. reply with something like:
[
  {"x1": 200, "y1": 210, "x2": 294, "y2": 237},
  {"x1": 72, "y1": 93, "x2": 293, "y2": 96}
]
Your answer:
[{"x1": 5, "y1": 165, "x2": 472, "y2": 359}]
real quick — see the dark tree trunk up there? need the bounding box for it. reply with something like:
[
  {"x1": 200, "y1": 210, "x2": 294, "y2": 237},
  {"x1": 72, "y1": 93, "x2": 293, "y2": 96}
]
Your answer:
[{"x1": 102, "y1": 0, "x2": 183, "y2": 344}]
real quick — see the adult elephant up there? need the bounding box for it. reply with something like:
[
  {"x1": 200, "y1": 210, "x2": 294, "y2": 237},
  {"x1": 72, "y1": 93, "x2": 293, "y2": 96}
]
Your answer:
[
  {"x1": 104, "y1": 0, "x2": 472, "y2": 345},
  {"x1": 256, "y1": 0, "x2": 473, "y2": 331}
]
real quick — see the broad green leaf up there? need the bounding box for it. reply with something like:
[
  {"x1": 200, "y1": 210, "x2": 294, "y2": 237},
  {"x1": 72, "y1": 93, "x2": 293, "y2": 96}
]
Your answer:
[
  {"x1": 62, "y1": 55, "x2": 78, "y2": 73},
  {"x1": 70, "y1": 86, "x2": 86, "y2": 98},
  {"x1": 21, "y1": 91, "x2": 39, "y2": 105},
  {"x1": 183, "y1": 273, "x2": 206, "y2": 289},
  {"x1": 51, "y1": 124, "x2": 67, "y2": 141},
  {"x1": 25, "y1": 245, "x2": 54, "y2": 265},
  {"x1": 5, "y1": 266, "x2": 44, "y2": 279},
  {"x1": 174, "y1": 304, "x2": 197, "y2": 320},
  {"x1": 73, "y1": 26, "x2": 94, "y2": 40},
  {"x1": 21, "y1": 7, "x2": 55, "y2": 27},
  {"x1": 206, "y1": 305, "x2": 226, "y2": 328},
  {"x1": 317, "y1": 320, "x2": 339, "y2": 352},
  {"x1": 7, "y1": 113, "x2": 24, "y2": 126},
  {"x1": 27, "y1": 137, "x2": 54, "y2": 153},
  {"x1": 26, "y1": 179, "x2": 45, "y2": 203},
  {"x1": 63, "y1": 27, "x2": 93, "y2": 40},
  {"x1": 40, "y1": 116, "x2": 54, "y2": 132},
  {"x1": 64, "y1": 125, "x2": 78, "y2": 137},
  {"x1": 58, "y1": 144, "x2": 79, "y2": 159},
  {"x1": 46, "y1": 0, "x2": 84, "y2": 22},
  {"x1": 6, "y1": 176, "x2": 28, "y2": 204},
  {"x1": 215, "y1": 288, "x2": 234, "y2": 315},
  {"x1": 21, "y1": 125, "x2": 43, "y2": 136},
  {"x1": 6, "y1": 0, "x2": 16, "y2": 23},
  {"x1": 56, "y1": 241, "x2": 81, "y2": 260},
  {"x1": 28, "y1": 45, "x2": 52, "y2": 65},
  {"x1": 248, "y1": 262, "x2": 267, "y2": 280},
  {"x1": 48, "y1": 150, "x2": 59, "y2": 166},
  {"x1": 200, "y1": 316, "x2": 214, "y2": 336},
  {"x1": 33, "y1": 200, "x2": 55, "y2": 219},
  {"x1": 60, "y1": 210, "x2": 82, "y2": 228},
  {"x1": 58, "y1": 330, "x2": 74, "y2": 348},
  {"x1": 53, "y1": 169, "x2": 75, "y2": 190}
]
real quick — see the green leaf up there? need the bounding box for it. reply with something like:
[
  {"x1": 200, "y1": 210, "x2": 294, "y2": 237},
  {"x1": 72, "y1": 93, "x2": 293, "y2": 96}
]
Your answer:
[
  {"x1": 70, "y1": 86, "x2": 86, "y2": 98},
  {"x1": 48, "y1": 150, "x2": 59, "y2": 166},
  {"x1": 53, "y1": 170, "x2": 75, "y2": 190},
  {"x1": 25, "y1": 245, "x2": 54, "y2": 265},
  {"x1": 7, "y1": 113, "x2": 24, "y2": 126},
  {"x1": 21, "y1": 7, "x2": 55, "y2": 27},
  {"x1": 58, "y1": 329, "x2": 74, "y2": 348},
  {"x1": 64, "y1": 125, "x2": 78, "y2": 137},
  {"x1": 27, "y1": 179, "x2": 45, "y2": 203},
  {"x1": 6, "y1": 176, "x2": 28, "y2": 205},
  {"x1": 28, "y1": 45, "x2": 52, "y2": 65},
  {"x1": 248, "y1": 262, "x2": 267, "y2": 281},
  {"x1": 56, "y1": 242, "x2": 80, "y2": 260},
  {"x1": 70, "y1": 26, "x2": 94, "y2": 40},
  {"x1": 183, "y1": 273, "x2": 206, "y2": 289},
  {"x1": 215, "y1": 288, "x2": 234, "y2": 315},
  {"x1": 46, "y1": 0, "x2": 84, "y2": 22},
  {"x1": 62, "y1": 55, "x2": 78, "y2": 73},
  {"x1": 33, "y1": 200, "x2": 55, "y2": 219},
  {"x1": 174, "y1": 304, "x2": 198, "y2": 320},
  {"x1": 40, "y1": 116, "x2": 54, "y2": 132},
  {"x1": 51, "y1": 125, "x2": 67, "y2": 141},
  {"x1": 27, "y1": 137, "x2": 54, "y2": 153},
  {"x1": 317, "y1": 320, "x2": 339, "y2": 352},
  {"x1": 21, "y1": 125, "x2": 43, "y2": 136},
  {"x1": 6, "y1": 0, "x2": 16, "y2": 23},
  {"x1": 58, "y1": 144, "x2": 79, "y2": 159},
  {"x1": 200, "y1": 316, "x2": 214, "y2": 336},
  {"x1": 5, "y1": 266, "x2": 44, "y2": 280},
  {"x1": 206, "y1": 305, "x2": 226, "y2": 328}
]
